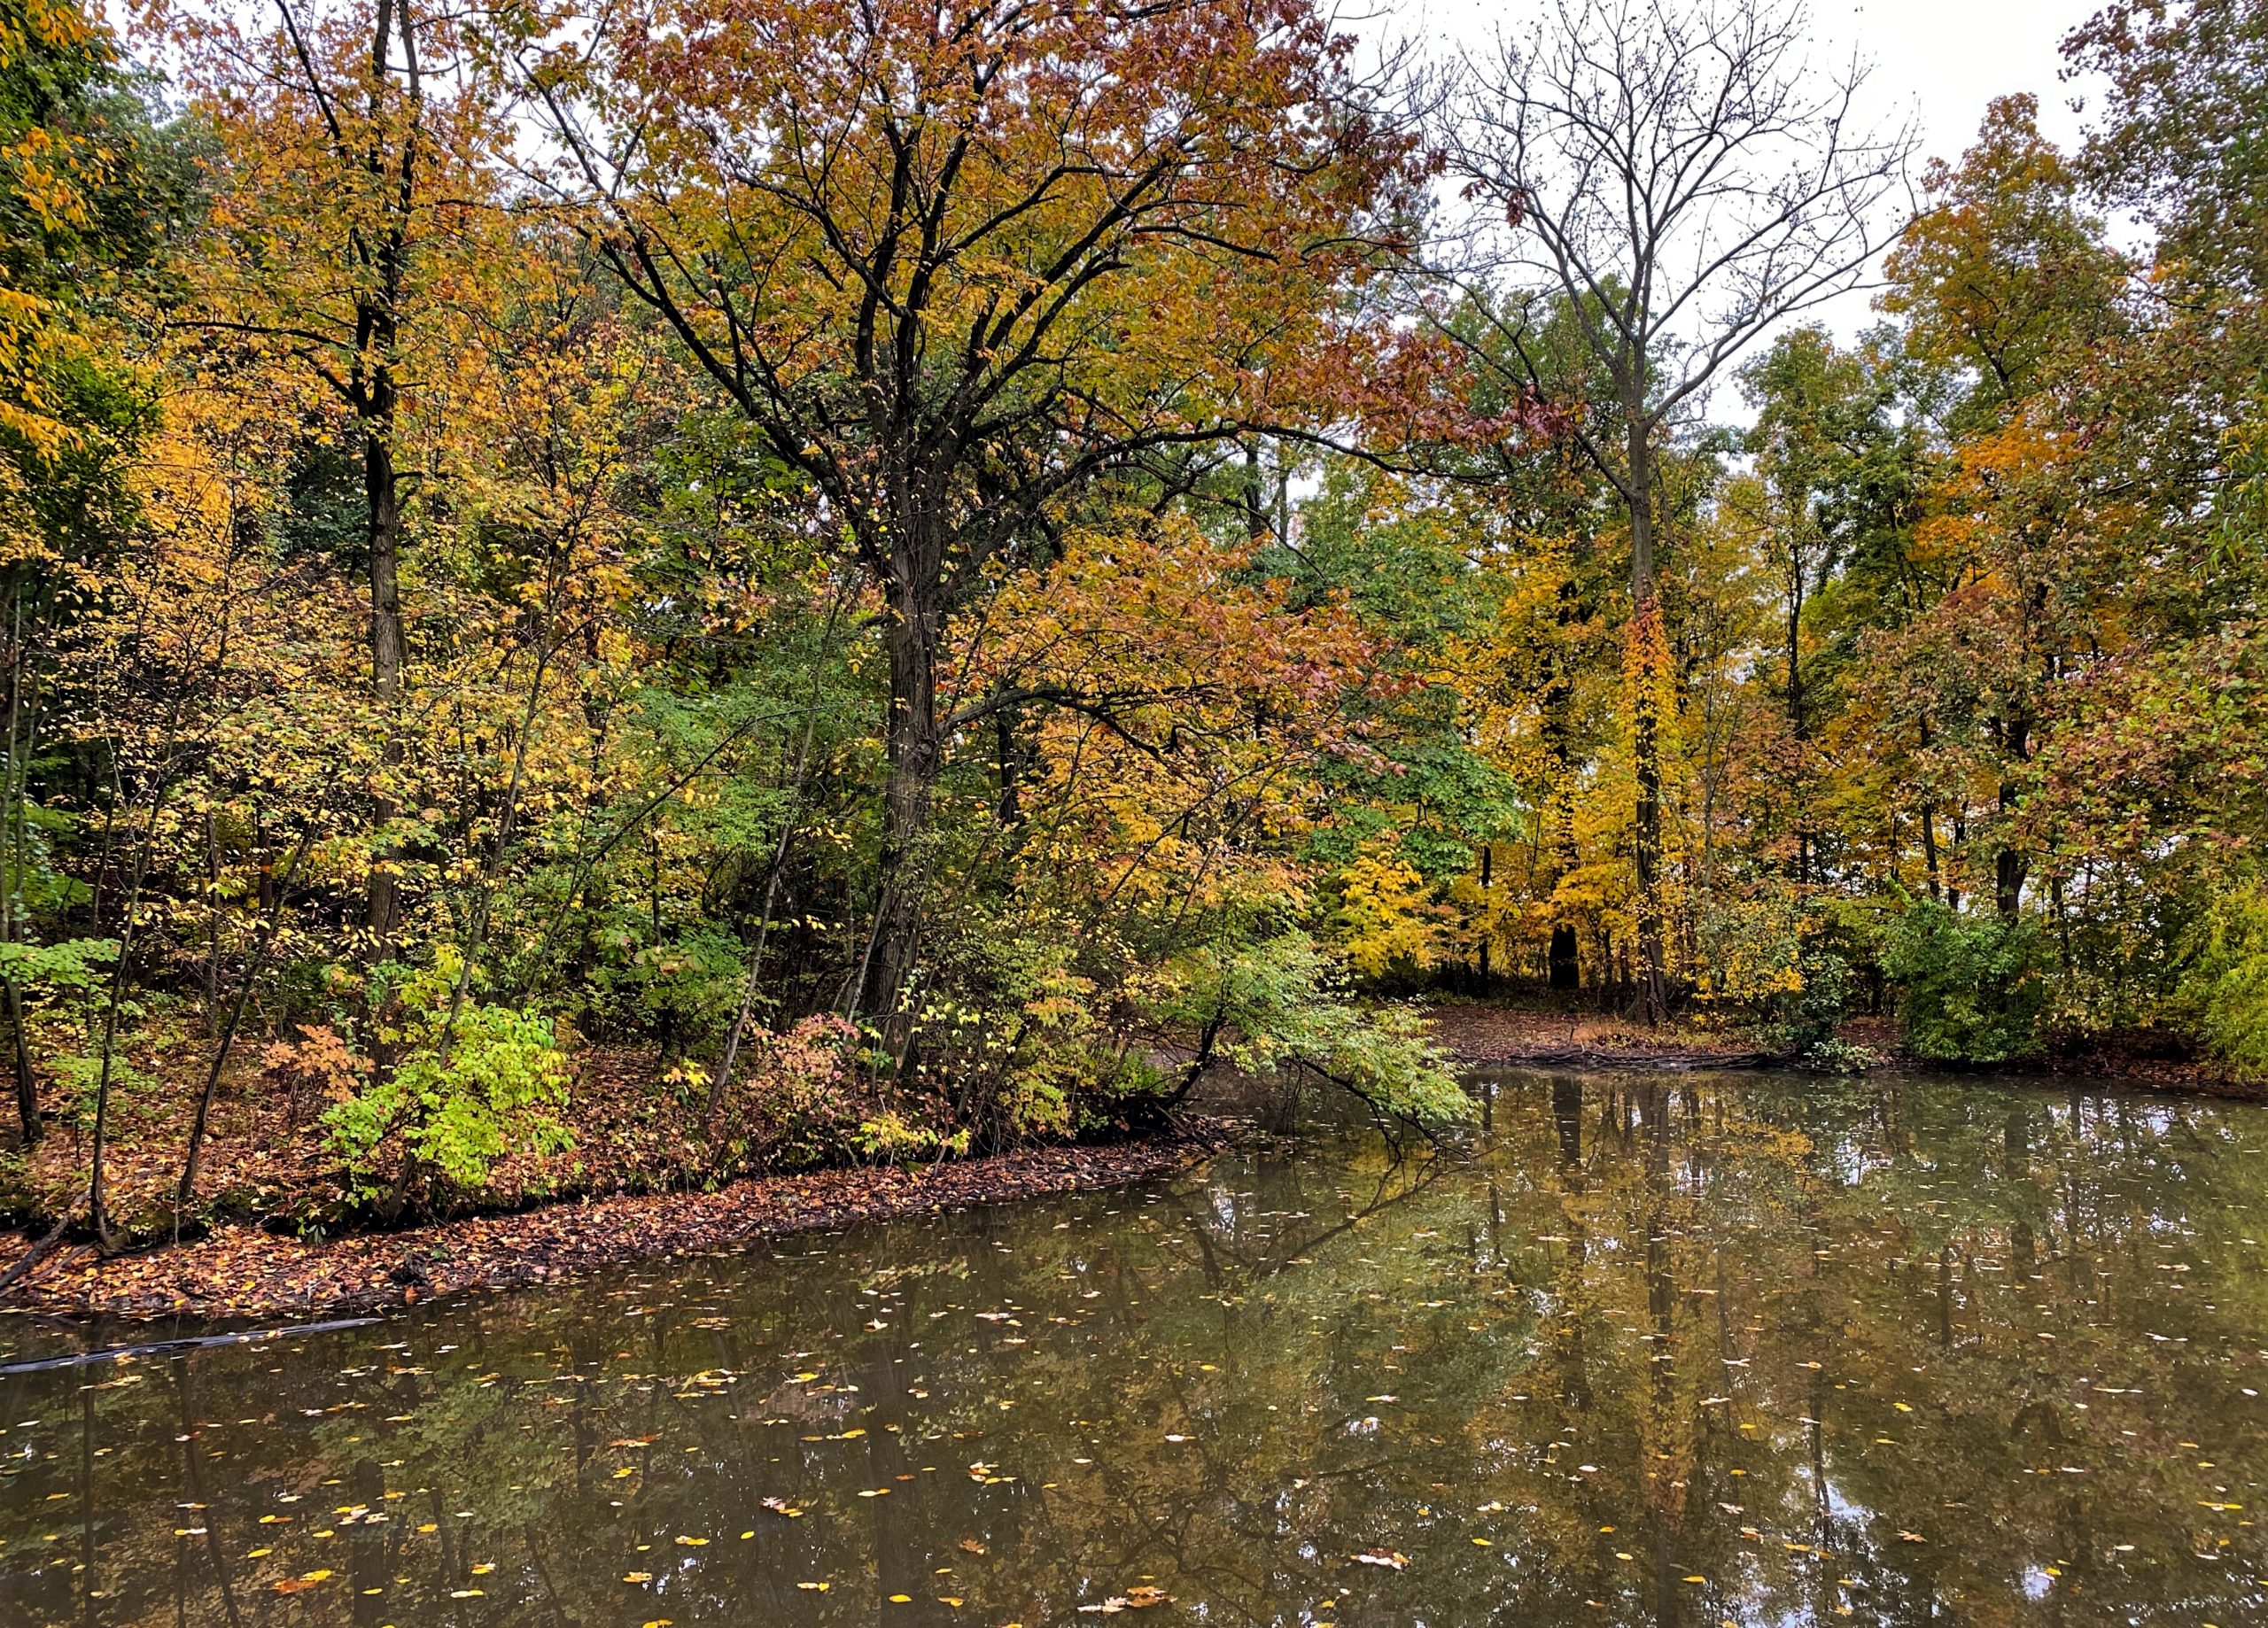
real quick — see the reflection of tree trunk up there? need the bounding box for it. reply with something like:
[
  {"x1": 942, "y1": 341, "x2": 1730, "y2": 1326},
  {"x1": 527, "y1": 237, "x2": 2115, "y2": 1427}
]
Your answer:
[{"x1": 1552, "y1": 1075, "x2": 1582, "y2": 1167}]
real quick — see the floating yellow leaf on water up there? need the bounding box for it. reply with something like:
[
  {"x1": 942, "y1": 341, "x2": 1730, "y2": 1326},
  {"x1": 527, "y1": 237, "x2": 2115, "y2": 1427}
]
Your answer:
[
  {"x1": 470, "y1": 1563, "x2": 494, "y2": 1574},
  {"x1": 1472, "y1": 1538, "x2": 1493, "y2": 1547},
  {"x1": 624, "y1": 1572, "x2": 654, "y2": 1584},
  {"x1": 858, "y1": 1489, "x2": 890, "y2": 1498},
  {"x1": 890, "y1": 1595, "x2": 912, "y2": 1603},
  {"x1": 1683, "y1": 1575, "x2": 1706, "y2": 1584},
  {"x1": 675, "y1": 1536, "x2": 709, "y2": 1546},
  {"x1": 796, "y1": 1581, "x2": 829, "y2": 1591}
]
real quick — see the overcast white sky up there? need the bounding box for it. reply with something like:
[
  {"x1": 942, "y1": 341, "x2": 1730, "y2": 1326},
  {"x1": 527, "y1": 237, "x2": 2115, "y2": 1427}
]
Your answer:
[{"x1": 1381, "y1": 0, "x2": 2106, "y2": 349}]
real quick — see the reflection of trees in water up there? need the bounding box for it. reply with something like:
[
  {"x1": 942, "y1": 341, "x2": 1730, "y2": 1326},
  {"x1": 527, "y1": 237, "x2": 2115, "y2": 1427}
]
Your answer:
[{"x1": 5, "y1": 1075, "x2": 2267, "y2": 1626}]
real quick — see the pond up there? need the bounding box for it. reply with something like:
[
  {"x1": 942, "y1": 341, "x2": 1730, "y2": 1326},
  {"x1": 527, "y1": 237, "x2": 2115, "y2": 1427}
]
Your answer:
[{"x1": 4, "y1": 1070, "x2": 2265, "y2": 1627}]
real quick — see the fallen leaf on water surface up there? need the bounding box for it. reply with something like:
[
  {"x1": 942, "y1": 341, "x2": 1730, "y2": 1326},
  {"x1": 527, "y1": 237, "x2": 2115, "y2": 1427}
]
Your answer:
[
  {"x1": 623, "y1": 1572, "x2": 654, "y2": 1584},
  {"x1": 959, "y1": 1539, "x2": 988, "y2": 1554},
  {"x1": 796, "y1": 1581, "x2": 829, "y2": 1592},
  {"x1": 761, "y1": 1498, "x2": 804, "y2": 1517},
  {"x1": 1354, "y1": 1551, "x2": 1409, "y2": 1570},
  {"x1": 675, "y1": 1535, "x2": 710, "y2": 1545}
]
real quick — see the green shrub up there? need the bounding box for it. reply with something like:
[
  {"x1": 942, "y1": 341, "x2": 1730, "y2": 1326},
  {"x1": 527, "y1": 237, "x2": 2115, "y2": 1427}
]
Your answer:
[
  {"x1": 325, "y1": 955, "x2": 574, "y2": 1201},
  {"x1": 1882, "y1": 899, "x2": 2048, "y2": 1064},
  {"x1": 2182, "y1": 878, "x2": 2268, "y2": 1079}
]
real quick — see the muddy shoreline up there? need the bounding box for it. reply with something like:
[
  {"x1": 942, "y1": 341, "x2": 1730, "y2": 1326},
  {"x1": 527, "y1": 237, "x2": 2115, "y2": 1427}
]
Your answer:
[{"x1": 0, "y1": 1129, "x2": 1221, "y2": 1325}]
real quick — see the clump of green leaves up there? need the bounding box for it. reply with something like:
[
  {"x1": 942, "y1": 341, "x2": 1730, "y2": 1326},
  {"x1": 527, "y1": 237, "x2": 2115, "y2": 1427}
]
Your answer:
[
  {"x1": 1155, "y1": 930, "x2": 1472, "y2": 1129},
  {"x1": 1884, "y1": 900, "x2": 2047, "y2": 1064},
  {"x1": 2179, "y1": 876, "x2": 2268, "y2": 1080},
  {"x1": 325, "y1": 954, "x2": 573, "y2": 1201}
]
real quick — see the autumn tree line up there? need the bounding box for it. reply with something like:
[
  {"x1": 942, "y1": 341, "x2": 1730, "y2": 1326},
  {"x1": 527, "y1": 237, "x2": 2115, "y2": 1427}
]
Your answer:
[{"x1": 0, "y1": 0, "x2": 2262, "y2": 1242}]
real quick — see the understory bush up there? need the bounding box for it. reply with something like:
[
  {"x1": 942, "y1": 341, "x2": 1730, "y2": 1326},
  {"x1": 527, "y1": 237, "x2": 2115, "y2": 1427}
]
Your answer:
[
  {"x1": 324, "y1": 956, "x2": 574, "y2": 1202},
  {"x1": 1883, "y1": 899, "x2": 2048, "y2": 1064},
  {"x1": 2180, "y1": 877, "x2": 2268, "y2": 1080}
]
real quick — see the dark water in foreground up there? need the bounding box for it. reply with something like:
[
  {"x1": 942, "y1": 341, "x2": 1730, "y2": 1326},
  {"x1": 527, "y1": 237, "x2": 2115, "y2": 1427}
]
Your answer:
[{"x1": 4, "y1": 1072, "x2": 2266, "y2": 1628}]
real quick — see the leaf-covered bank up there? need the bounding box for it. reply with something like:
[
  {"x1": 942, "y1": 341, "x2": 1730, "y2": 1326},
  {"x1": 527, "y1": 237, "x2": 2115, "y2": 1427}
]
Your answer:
[{"x1": 2, "y1": 1127, "x2": 1218, "y2": 1321}]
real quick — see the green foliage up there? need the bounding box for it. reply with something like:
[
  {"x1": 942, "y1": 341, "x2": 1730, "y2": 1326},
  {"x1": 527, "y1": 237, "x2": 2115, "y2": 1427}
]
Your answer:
[
  {"x1": 1883, "y1": 900, "x2": 2048, "y2": 1064},
  {"x1": 0, "y1": 933, "x2": 113, "y2": 995},
  {"x1": 1156, "y1": 931, "x2": 1471, "y2": 1128},
  {"x1": 325, "y1": 957, "x2": 573, "y2": 1199},
  {"x1": 2180, "y1": 877, "x2": 2268, "y2": 1080}
]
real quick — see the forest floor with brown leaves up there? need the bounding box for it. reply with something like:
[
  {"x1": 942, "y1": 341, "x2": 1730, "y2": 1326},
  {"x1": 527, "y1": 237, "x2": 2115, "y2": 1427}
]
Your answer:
[
  {"x1": 1, "y1": 1128, "x2": 1221, "y2": 1322},
  {"x1": 1422, "y1": 1002, "x2": 1782, "y2": 1070}
]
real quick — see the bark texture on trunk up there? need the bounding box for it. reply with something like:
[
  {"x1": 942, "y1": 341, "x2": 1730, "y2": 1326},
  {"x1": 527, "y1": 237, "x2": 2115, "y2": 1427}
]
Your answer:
[
  {"x1": 858, "y1": 576, "x2": 944, "y2": 1048},
  {"x1": 361, "y1": 418, "x2": 405, "y2": 939}
]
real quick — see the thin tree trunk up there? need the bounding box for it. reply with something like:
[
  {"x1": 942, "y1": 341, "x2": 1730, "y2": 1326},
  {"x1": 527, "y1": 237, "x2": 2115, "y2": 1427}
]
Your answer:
[
  {"x1": 1625, "y1": 418, "x2": 1671, "y2": 1027},
  {"x1": 89, "y1": 779, "x2": 173, "y2": 1251},
  {"x1": 709, "y1": 596, "x2": 848, "y2": 1120},
  {"x1": 175, "y1": 823, "x2": 314, "y2": 1240},
  {"x1": 362, "y1": 421, "x2": 406, "y2": 939}
]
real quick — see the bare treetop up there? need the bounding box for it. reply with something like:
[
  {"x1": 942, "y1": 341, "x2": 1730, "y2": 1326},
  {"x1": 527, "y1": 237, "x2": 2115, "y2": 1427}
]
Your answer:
[{"x1": 1442, "y1": 0, "x2": 1915, "y2": 439}]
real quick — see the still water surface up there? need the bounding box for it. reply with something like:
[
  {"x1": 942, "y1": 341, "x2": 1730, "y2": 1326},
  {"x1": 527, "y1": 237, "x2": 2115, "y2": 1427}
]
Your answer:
[{"x1": 4, "y1": 1071, "x2": 2266, "y2": 1626}]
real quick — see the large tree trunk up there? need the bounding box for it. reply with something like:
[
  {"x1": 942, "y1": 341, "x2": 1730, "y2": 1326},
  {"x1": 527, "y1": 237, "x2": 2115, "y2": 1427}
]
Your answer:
[{"x1": 858, "y1": 573, "x2": 943, "y2": 1053}]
